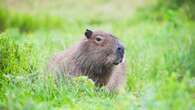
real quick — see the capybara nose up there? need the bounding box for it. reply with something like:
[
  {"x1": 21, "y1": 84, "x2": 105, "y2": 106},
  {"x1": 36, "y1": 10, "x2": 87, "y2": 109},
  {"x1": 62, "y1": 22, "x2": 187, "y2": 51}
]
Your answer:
[
  {"x1": 117, "y1": 46, "x2": 124, "y2": 56},
  {"x1": 113, "y1": 43, "x2": 124, "y2": 65},
  {"x1": 117, "y1": 44, "x2": 124, "y2": 58}
]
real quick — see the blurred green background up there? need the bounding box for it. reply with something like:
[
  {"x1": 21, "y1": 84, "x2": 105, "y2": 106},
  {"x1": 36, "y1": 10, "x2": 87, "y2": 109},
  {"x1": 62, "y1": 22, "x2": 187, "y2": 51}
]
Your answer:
[{"x1": 0, "y1": 0, "x2": 195, "y2": 110}]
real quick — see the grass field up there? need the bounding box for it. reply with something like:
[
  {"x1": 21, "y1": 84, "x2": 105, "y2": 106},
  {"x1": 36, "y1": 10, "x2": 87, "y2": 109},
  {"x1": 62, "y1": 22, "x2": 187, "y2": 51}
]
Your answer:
[{"x1": 0, "y1": 0, "x2": 195, "y2": 110}]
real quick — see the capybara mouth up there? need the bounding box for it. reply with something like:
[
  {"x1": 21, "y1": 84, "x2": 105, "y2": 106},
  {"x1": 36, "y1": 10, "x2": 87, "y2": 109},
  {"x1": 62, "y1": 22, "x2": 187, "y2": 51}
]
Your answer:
[
  {"x1": 113, "y1": 53, "x2": 124, "y2": 65},
  {"x1": 113, "y1": 62, "x2": 120, "y2": 65},
  {"x1": 113, "y1": 57, "x2": 123, "y2": 65}
]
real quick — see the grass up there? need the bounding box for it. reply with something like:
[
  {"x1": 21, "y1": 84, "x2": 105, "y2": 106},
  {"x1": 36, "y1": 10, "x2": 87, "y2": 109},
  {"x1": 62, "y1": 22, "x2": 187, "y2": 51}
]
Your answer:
[{"x1": 0, "y1": 0, "x2": 195, "y2": 110}]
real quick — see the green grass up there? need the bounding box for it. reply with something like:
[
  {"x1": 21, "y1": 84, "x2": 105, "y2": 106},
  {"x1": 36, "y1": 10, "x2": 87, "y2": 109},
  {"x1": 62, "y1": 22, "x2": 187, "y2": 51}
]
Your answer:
[{"x1": 0, "y1": 0, "x2": 195, "y2": 110}]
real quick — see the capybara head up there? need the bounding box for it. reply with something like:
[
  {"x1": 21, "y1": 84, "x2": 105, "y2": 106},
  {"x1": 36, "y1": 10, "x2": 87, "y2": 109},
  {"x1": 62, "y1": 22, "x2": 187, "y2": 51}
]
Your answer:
[{"x1": 79, "y1": 29, "x2": 124, "y2": 66}]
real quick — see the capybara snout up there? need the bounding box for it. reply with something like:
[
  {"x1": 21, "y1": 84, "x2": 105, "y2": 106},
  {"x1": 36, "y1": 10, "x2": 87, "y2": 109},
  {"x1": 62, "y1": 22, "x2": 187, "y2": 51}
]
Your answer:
[{"x1": 114, "y1": 42, "x2": 124, "y2": 65}]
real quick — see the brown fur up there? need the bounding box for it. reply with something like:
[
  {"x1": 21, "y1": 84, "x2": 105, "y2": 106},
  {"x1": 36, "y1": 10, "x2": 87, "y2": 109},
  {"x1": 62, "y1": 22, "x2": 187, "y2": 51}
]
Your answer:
[{"x1": 48, "y1": 29, "x2": 126, "y2": 91}]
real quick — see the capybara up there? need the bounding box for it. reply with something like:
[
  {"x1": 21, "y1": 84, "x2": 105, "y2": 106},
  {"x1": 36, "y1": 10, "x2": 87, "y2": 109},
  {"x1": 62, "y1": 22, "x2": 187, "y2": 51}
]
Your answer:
[{"x1": 48, "y1": 29, "x2": 126, "y2": 92}]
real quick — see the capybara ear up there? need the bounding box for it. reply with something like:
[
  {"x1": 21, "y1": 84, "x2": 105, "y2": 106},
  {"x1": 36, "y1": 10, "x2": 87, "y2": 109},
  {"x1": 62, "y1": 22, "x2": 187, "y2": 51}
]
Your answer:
[{"x1": 85, "y1": 29, "x2": 93, "y2": 39}]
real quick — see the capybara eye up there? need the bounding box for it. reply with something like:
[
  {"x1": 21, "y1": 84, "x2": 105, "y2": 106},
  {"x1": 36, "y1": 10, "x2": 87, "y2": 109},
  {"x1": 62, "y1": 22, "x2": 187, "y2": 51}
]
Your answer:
[
  {"x1": 96, "y1": 37, "x2": 101, "y2": 42},
  {"x1": 95, "y1": 36, "x2": 104, "y2": 44}
]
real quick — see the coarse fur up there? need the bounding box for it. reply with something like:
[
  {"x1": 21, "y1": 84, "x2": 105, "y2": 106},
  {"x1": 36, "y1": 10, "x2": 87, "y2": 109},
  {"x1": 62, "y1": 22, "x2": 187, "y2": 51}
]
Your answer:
[{"x1": 48, "y1": 29, "x2": 126, "y2": 92}]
